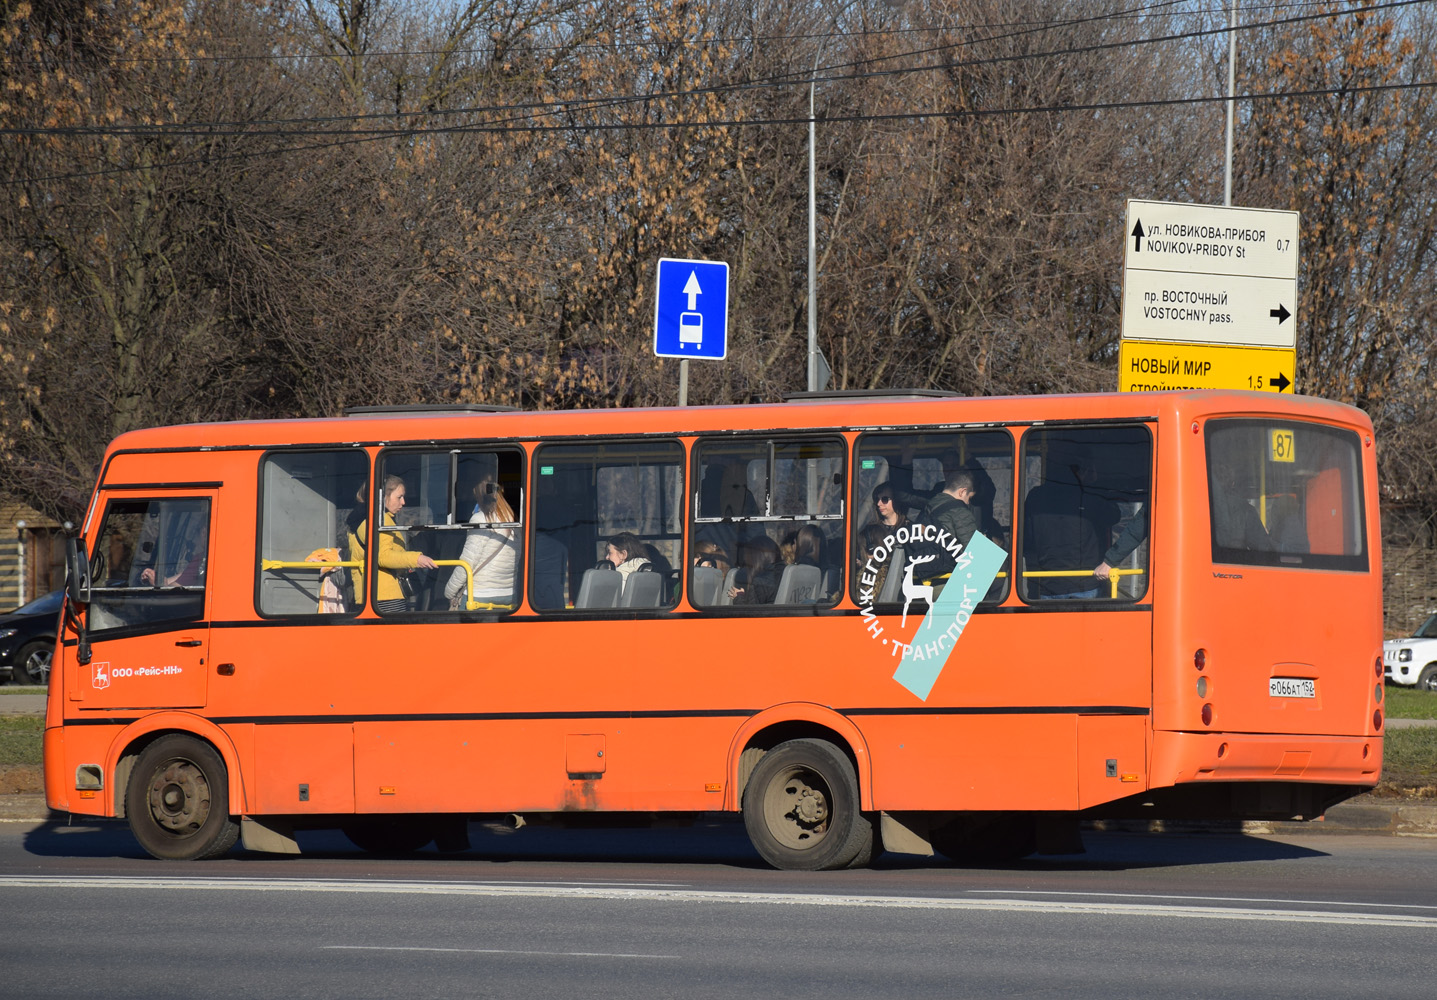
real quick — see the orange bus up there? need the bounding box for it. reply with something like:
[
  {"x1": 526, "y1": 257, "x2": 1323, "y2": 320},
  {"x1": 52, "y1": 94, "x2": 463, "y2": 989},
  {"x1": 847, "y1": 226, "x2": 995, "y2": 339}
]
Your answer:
[{"x1": 44, "y1": 389, "x2": 1384, "y2": 868}]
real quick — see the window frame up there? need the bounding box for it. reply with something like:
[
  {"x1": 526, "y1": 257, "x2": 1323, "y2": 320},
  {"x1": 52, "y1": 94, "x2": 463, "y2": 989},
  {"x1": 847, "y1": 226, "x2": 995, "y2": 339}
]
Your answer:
[
  {"x1": 849, "y1": 425, "x2": 1017, "y2": 608},
  {"x1": 689, "y1": 432, "x2": 848, "y2": 612},
  {"x1": 1016, "y1": 422, "x2": 1153, "y2": 605},
  {"x1": 1204, "y1": 418, "x2": 1368, "y2": 573}
]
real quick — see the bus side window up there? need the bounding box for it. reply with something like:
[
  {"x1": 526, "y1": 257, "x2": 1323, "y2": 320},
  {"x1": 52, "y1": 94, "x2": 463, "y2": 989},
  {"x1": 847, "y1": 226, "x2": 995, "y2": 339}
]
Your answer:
[
  {"x1": 373, "y1": 449, "x2": 524, "y2": 615},
  {"x1": 531, "y1": 440, "x2": 684, "y2": 611},
  {"x1": 692, "y1": 437, "x2": 846, "y2": 608},
  {"x1": 90, "y1": 498, "x2": 210, "y2": 632},
  {"x1": 258, "y1": 450, "x2": 369, "y2": 616},
  {"x1": 851, "y1": 429, "x2": 1014, "y2": 606},
  {"x1": 1018, "y1": 426, "x2": 1151, "y2": 602}
]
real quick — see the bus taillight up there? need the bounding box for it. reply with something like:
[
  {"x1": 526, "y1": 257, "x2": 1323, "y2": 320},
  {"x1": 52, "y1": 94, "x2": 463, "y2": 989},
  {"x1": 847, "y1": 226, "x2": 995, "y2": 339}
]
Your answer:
[
  {"x1": 1195, "y1": 648, "x2": 1207, "y2": 671},
  {"x1": 1201, "y1": 704, "x2": 1213, "y2": 726}
]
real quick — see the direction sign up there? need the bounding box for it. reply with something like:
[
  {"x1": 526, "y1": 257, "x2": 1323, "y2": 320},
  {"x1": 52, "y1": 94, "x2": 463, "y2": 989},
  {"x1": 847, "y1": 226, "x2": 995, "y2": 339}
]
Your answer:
[
  {"x1": 1122, "y1": 270, "x2": 1295, "y2": 347},
  {"x1": 1123, "y1": 199, "x2": 1298, "y2": 352},
  {"x1": 654, "y1": 257, "x2": 729, "y2": 360},
  {"x1": 1125, "y1": 199, "x2": 1298, "y2": 280},
  {"x1": 1119, "y1": 340, "x2": 1295, "y2": 394}
]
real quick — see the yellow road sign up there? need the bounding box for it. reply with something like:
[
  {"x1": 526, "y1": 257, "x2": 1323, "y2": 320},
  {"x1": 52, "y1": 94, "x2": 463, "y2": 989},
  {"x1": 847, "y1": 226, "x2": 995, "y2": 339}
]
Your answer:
[{"x1": 1119, "y1": 340, "x2": 1296, "y2": 393}]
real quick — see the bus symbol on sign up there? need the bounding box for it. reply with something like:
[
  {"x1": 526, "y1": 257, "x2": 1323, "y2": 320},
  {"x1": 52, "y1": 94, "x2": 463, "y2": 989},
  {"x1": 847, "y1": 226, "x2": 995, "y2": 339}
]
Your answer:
[{"x1": 679, "y1": 311, "x2": 703, "y2": 347}]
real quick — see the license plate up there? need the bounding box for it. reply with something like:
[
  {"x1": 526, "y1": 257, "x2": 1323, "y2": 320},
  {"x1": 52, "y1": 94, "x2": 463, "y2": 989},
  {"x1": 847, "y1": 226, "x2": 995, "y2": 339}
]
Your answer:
[{"x1": 1269, "y1": 677, "x2": 1316, "y2": 698}]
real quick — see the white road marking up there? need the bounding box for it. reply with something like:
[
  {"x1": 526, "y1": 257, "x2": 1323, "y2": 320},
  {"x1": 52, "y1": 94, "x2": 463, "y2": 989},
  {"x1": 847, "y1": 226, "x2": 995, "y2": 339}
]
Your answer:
[
  {"x1": 2, "y1": 875, "x2": 1434, "y2": 928},
  {"x1": 323, "y1": 945, "x2": 677, "y2": 959},
  {"x1": 970, "y1": 889, "x2": 1437, "y2": 912}
]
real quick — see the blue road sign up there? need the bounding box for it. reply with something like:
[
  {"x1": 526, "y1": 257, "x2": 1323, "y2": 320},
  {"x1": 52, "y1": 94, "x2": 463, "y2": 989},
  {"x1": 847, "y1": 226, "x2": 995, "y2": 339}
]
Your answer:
[{"x1": 654, "y1": 257, "x2": 728, "y2": 360}]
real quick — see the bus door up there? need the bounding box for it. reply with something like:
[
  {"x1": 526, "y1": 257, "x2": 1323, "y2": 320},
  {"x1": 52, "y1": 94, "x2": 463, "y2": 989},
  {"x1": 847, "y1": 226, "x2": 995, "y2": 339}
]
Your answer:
[{"x1": 68, "y1": 493, "x2": 215, "y2": 710}]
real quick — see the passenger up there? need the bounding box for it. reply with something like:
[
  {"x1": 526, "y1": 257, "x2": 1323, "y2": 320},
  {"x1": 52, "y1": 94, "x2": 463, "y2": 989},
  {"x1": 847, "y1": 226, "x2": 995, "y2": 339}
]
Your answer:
[
  {"x1": 872, "y1": 483, "x2": 909, "y2": 530},
  {"x1": 692, "y1": 539, "x2": 732, "y2": 576},
  {"x1": 794, "y1": 524, "x2": 826, "y2": 567},
  {"x1": 698, "y1": 458, "x2": 759, "y2": 562},
  {"x1": 1094, "y1": 508, "x2": 1148, "y2": 584},
  {"x1": 140, "y1": 532, "x2": 207, "y2": 588},
  {"x1": 778, "y1": 530, "x2": 798, "y2": 565},
  {"x1": 857, "y1": 522, "x2": 896, "y2": 600},
  {"x1": 605, "y1": 532, "x2": 652, "y2": 579},
  {"x1": 729, "y1": 535, "x2": 782, "y2": 605},
  {"x1": 348, "y1": 475, "x2": 438, "y2": 614},
  {"x1": 1022, "y1": 449, "x2": 1118, "y2": 599},
  {"x1": 913, "y1": 468, "x2": 979, "y2": 578},
  {"x1": 445, "y1": 470, "x2": 519, "y2": 611},
  {"x1": 1211, "y1": 462, "x2": 1274, "y2": 552}
]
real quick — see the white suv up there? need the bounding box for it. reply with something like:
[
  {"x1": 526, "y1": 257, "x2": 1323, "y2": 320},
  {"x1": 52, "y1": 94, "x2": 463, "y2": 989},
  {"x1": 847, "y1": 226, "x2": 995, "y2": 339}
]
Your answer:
[{"x1": 1384, "y1": 613, "x2": 1437, "y2": 690}]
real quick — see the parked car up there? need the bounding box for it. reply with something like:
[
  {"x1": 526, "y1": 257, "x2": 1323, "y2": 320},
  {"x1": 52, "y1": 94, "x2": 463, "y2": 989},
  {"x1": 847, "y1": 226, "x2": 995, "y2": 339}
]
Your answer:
[
  {"x1": 0, "y1": 589, "x2": 62, "y2": 685},
  {"x1": 1383, "y1": 612, "x2": 1437, "y2": 691}
]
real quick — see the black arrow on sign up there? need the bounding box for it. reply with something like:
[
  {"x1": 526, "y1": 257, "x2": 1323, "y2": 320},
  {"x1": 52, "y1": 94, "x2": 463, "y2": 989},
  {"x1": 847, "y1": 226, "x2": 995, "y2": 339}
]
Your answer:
[
  {"x1": 1272, "y1": 372, "x2": 1291, "y2": 392},
  {"x1": 1270, "y1": 303, "x2": 1291, "y2": 323},
  {"x1": 1131, "y1": 219, "x2": 1146, "y2": 252}
]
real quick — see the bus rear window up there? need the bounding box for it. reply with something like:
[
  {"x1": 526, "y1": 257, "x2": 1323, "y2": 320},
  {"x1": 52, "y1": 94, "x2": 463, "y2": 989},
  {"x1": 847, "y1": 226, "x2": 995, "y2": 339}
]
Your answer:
[{"x1": 1206, "y1": 419, "x2": 1366, "y2": 571}]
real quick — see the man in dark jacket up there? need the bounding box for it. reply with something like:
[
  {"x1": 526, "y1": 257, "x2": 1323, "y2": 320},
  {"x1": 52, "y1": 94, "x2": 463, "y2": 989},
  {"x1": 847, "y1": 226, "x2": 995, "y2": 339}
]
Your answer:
[{"x1": 917, "y1": 469, "x2": 979, "y2": 576}]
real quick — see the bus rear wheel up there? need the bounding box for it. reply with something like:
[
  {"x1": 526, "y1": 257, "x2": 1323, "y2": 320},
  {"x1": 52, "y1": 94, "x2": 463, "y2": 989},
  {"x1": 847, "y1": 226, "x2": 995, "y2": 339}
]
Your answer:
[
  {"x1": 125, "y1": 735, "x2": 239, "y2": 861},
  {"x1": 742, "y1": 738, "x2": 872, "y2": 871}
]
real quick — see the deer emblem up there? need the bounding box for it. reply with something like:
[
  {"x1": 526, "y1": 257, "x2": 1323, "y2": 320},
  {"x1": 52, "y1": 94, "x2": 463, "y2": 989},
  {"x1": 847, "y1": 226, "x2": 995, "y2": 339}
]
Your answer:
[{"x1": 900, "y1": 553, "x2": 938, "y2": 628}]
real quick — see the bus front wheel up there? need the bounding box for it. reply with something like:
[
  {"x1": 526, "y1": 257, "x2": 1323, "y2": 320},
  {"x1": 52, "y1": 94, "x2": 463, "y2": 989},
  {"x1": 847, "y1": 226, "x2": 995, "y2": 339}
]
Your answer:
[
  {"x1": 125, "y1": 735, "x2": 239, "y2": 861},
  {"x1": 742, "y1": 738, "x2": 872, "y2": 871}
]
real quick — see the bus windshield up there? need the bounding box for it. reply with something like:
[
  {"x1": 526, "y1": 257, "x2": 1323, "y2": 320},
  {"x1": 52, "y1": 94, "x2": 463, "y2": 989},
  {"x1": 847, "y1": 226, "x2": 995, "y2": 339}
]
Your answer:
[{"x1": 1206, "y1": 418, "x2": 1366, "y2": 571}]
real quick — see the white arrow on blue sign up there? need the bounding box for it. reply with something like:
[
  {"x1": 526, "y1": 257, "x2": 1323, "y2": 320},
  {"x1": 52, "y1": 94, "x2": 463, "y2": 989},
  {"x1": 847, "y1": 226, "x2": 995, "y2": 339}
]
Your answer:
[{"x1": 654, "y1": 257, "x2": 729, "y2": 360}]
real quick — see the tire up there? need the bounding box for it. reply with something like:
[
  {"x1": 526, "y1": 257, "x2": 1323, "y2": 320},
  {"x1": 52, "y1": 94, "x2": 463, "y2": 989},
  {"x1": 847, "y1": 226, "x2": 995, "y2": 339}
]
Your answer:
[
  {"x1": 342, "y1": 817, "x2": 436, "y2": 854},
  {"x1": 742, "y1": 738, "x2": 872, "y2": 871},
  {"x1": 1418, "y1": 665, "x2": 1437, "y2": 693},
  {"x1": 12, "y1": 640, "x2": 52, "y2": 685},
  {"x1": 931, "y1": 813, "x2": 1038, "y2": 864},
  {"x1": 125, "y1": 735, "x2": 239, "y2": 861}
]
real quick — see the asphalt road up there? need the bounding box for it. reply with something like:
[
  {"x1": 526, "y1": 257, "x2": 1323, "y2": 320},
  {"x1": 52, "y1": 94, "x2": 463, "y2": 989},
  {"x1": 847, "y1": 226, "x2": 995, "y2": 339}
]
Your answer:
[{"x1": 2, "y1": 817, "x2": 1434, "y2": 999}]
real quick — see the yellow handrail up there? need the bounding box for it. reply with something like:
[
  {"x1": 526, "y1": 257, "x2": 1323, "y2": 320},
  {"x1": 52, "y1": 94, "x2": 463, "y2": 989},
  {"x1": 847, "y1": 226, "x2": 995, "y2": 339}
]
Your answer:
[
  {"x1": 260, "y1": 558, "x2": 512, "y2": 611},
  {"x1": 1016, "y1": 567, "x2": 1145, "y2": 599},
  {"x1": 921, "y1": 567, "x2": 1144, "y2": 599}
]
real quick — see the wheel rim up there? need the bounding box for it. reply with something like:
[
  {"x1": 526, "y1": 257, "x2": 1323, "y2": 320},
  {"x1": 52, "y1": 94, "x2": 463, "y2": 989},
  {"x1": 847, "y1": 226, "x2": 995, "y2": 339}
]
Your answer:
[
  {"x1": 760, "y1": 764, "x2": 832, "y2": 851},
  {"x1": 25, "y1": 648, "x2": 51, "y2": 684},
  {"x1": 146, "y1": 758, "x2": 212, "y2": 836}
]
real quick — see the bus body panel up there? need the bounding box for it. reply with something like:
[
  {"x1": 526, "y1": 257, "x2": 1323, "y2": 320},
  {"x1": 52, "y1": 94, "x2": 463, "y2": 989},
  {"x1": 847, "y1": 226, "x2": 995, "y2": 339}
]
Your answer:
[
  {"x1": 1150, "y1": 400, "x2": 1382, "y2": 743},
  {"x1": 45, "y1": 390, "x2": 1383, "y2": 846}
]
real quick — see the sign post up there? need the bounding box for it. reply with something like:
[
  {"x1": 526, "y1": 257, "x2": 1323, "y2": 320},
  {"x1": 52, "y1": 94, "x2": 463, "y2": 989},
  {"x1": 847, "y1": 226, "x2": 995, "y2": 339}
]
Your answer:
[
  {"x1": 1119, "y1": 200, "x2": 1299, "y2": 392},
  {"x1": 654, "y1": 257, "x2": 729, "y2": 405}
]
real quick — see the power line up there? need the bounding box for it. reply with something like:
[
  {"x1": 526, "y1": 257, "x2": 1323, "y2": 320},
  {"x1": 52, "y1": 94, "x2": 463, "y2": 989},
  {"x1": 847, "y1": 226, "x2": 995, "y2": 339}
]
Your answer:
[
  {"x1": 8, "y1": 77, "x2": 1431, "y2": 188},
  {"x1": 5, "y1": 0, "x2": 1422, "y2": 143}
]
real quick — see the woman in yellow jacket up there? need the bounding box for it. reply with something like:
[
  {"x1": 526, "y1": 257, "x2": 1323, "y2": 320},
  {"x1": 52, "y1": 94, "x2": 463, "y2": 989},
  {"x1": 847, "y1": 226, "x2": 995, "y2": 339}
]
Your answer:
[{"x1": 348, "y1": 474, "x2": 437, "y2": 614}]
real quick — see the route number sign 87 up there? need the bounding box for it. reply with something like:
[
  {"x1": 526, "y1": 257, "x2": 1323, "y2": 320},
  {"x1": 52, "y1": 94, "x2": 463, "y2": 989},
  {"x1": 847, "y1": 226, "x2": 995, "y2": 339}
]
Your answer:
[{"x1": 1269, "y1": 428, "x2": 1296, "y2": 464}]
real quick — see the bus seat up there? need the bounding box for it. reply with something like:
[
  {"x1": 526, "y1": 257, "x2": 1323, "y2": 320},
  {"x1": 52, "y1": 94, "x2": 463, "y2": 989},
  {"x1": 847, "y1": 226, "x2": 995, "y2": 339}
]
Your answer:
[
  {"x1": 575, "y1": 567, "x2": 622, "y2": 609},
  {"x1": 820, "y1": 566, "x2": 839, "y2": 601},
  {"x1": 877, "y1": 546, "x2": 905, "y2": 603},
  {"x1": 716, "y1": 568, "x2": 740, "y2": 606},
  {"x1": 620, "y1": 570, "x2": 664, "y2": 608},
  {"x1": 774, "y1": 564, "x2": 821, "y2": 604},
  {"x1": 691, "y1": 565, "x2": 724, "y2": 606}
]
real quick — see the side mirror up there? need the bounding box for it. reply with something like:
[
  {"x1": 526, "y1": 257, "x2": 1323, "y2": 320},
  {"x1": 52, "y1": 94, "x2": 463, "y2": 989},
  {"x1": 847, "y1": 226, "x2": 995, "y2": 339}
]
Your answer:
[{"x1": 66, "y1": 536, "x2": 92, "y2": 604}]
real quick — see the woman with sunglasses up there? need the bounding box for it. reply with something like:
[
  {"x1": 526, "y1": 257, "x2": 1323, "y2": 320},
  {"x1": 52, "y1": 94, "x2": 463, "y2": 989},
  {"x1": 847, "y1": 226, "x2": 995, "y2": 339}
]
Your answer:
[{"x1": 871, "y1": 483, "x2": 909, "y2": 530}]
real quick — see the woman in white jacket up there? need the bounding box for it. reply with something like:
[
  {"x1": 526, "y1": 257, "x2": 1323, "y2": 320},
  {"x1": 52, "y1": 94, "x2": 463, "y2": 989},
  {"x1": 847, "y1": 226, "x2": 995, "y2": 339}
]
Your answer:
[{"x1": 445, "y1": 473, "x2": 519, "y2": 610}]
